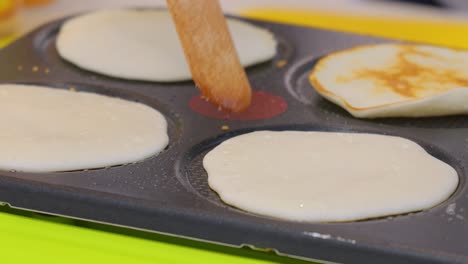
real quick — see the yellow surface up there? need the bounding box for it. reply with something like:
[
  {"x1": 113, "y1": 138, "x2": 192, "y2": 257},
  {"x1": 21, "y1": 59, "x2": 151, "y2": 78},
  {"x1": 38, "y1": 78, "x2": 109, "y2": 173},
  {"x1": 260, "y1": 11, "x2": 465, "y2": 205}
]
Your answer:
[
  {"x1": 0, "y1": 33, "x2": 15, "y2": 46},
  {"x1": 2, "y1": 8, "x2": 467, "y2": 49},
  {"x1": 0, "y1": 0, "x2": 17, "y2": 15},
  {"x1": 0, "y1": 0, "x2": 14, "y2": 12},
  {"x1": 243, "y1": 8, "x2": 468, "y2": 49}
]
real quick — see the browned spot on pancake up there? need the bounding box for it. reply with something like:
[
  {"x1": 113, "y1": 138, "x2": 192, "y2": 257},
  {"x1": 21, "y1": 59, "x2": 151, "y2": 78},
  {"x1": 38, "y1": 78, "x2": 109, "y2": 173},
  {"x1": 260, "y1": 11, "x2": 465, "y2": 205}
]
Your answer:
[{"x1": 339, "y1": 45, "x2": 468, "y2": 98}]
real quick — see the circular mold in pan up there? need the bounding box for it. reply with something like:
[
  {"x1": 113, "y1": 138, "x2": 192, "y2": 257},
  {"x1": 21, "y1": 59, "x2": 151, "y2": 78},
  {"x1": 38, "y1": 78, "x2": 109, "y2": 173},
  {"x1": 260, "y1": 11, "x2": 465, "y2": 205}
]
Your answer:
[
  {"x1": 177, "y1": 125, "x2": 464, "y2": 223},
  {"x1": 285, "y1": 56, "x2": 468, "y2": 129},
  {"x1": 0, "y1": 82, "x2": 183, "y2": 173},
  {"x1": 31, "y1": 14, "x2": 294, "y2": 84}
]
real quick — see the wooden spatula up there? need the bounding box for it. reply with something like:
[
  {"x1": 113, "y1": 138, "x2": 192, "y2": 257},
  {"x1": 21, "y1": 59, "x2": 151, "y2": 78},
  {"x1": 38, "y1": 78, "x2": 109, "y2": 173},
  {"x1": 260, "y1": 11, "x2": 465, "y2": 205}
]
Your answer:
[{"x1": 166, "y1": 0, "x2": 252, "y2": 113}]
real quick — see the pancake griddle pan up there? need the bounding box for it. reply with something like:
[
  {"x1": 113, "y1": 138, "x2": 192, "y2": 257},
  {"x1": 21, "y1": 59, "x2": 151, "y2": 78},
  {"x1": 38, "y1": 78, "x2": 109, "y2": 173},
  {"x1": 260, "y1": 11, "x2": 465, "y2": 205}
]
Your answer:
[{"x1": 0, "y1": 12, "x2": 467, "y2": 264}]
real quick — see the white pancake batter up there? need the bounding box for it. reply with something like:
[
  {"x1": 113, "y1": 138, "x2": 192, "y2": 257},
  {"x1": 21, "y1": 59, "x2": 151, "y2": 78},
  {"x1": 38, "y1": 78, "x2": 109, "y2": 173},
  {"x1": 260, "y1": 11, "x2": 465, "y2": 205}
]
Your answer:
[
  {"x1": 56, "y1": 9, "x2": 277, "y2": 82},
  {"x1": 0, "y1": 84, "x2": 168, "y2": 172},
  {"x1": 203, "y1": 131, "x2": 458, "y2": 222}
]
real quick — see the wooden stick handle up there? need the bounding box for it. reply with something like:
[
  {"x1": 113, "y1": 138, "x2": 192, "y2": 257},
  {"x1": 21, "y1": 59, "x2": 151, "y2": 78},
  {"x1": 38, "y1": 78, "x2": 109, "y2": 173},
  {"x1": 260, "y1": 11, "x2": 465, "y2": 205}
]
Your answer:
[{"x1": 167, "y1": 0, "x2": 252, "y2": 112}]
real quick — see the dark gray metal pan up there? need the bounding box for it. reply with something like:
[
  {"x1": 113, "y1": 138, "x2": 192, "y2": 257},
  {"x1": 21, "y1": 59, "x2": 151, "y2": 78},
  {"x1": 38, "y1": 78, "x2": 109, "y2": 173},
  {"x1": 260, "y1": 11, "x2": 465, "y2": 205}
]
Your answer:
[{"x1": 0, "y1": 12, "x2": 467, "y2": 264}]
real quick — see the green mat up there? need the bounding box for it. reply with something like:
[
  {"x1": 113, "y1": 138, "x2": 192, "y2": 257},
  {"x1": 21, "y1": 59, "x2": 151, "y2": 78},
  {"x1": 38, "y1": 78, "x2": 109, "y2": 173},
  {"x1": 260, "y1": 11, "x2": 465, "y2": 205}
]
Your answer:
[{"x1": 0, "y1": 206, "x2": 316, "y2": 264}]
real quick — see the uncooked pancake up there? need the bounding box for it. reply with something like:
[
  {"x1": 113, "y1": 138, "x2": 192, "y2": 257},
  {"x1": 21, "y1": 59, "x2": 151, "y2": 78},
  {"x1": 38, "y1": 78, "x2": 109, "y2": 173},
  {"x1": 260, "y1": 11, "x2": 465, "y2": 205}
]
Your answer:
[
  {"x1": 0, "y1": 84, "x2": 168, "y2": 172},
  {"x1": 309, "y1": 44, "x2": 468, "y2": 118},
  {"x1": 203, "y1": 131, "x2": 458, "y2": 222},
  {"x1": 56, "y1": 9, "x2": 277, "y2": 82}
]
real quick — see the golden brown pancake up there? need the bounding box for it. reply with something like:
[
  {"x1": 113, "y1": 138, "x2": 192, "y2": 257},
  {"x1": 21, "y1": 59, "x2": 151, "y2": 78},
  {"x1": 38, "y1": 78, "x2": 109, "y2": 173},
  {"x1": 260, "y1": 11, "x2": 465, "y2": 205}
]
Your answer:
[{"x1": 309, "y1": 43, "x2": 468, "y2": 118}]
